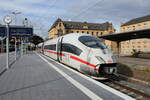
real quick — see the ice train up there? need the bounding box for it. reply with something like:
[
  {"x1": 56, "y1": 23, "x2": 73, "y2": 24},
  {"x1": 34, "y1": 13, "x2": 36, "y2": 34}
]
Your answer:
[{"x1": 38, "y1": 33, "x2": 117, "y2": 77}]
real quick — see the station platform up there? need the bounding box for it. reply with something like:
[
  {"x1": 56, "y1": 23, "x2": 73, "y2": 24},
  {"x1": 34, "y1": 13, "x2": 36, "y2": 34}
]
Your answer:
[
  {"x1": 0, "y1": 52, "x2": 16, "y2": 74},
  {"x1": 0, "y1": 52, "x2": 135, "y2": 100}
]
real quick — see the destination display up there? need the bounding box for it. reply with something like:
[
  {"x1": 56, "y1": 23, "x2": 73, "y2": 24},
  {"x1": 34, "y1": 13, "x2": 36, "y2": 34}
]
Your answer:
[
  {"x1": 0, "y1": 26, "x2": 33, "y2": 37},
  {"x1": 9, "y1": 27, "x2": 33, "y2": 37}
]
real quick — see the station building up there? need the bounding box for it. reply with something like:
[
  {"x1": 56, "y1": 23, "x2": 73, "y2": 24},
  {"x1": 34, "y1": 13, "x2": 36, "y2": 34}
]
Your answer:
[
  {"x1": 48, "y1": 18, "x2": 117, "y2": 52},
  {"x1": 120, "y1": 15, "x2": 150, "y2": 55}
]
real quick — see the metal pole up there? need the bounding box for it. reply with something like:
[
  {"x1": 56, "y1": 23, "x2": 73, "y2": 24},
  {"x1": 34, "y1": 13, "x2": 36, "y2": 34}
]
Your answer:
[
  {"x1": 19, "y1": 37, "x2": 21, "y2": 57},
  {"x1": 6, "y1": 24, "x2": 9, "y2": 69},
  {"x1": 3, "y1": 15, "x2": 12, "y2": 70},
  {"x1": 1, "y1": 39, "x2": 2, "y2": 53},
  {"x1": 21, "y1": 37, "x2": 23, "y2": 56},
  {"x1": 25, "y1": 38, "x2": 27, "y2": 54},
  {"x1": 12, "y1": 11, "x2": 21, "y2": 25},
  {"x1": 15, "y1": 37, "x2": 17, "y2": 60},
  {"x1": 26, "y1": 38, "x2": 29, "y2": 54},
  {"x1": 21, "y1": 37, "x2": 22, "y2": 56},
  {"x1": 2, "y1": 39, "x2": 3, "y2": 53}
]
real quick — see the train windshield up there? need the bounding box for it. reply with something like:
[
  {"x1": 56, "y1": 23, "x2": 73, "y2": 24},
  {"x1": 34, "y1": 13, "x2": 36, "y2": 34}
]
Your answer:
[{"x1": 79, "y1": 36, "x2": 107, "y2": 49}]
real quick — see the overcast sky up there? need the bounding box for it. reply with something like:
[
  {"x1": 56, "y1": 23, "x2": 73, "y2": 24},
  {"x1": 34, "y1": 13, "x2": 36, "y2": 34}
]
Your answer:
[{"x1": 0, "y1": 0, "x2": 150, "y2": 38}]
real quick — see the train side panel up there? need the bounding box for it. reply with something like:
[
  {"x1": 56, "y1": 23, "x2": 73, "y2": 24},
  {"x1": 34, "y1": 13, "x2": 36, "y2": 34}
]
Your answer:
[{"x1": 44, "y1": 38, "x2": 58, "y2": 60}]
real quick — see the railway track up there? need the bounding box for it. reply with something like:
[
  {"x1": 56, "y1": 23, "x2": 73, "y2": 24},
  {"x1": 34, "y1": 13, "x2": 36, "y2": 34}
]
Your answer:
[
  {"x1": 100, "y1": 78, "x2": 150, "y2": 100},
  {"x1": 43, "y1": 53, "x2": 150, "y2": 99},
  {"x1": 64, "y1": 66, "x2": 150, "y2": 100}
]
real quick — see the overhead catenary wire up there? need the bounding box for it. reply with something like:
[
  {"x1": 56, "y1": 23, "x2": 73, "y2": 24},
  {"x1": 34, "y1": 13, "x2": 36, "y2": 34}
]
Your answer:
[{"x1": 71, "y1": 0, "x2": 104, "y2": 20}]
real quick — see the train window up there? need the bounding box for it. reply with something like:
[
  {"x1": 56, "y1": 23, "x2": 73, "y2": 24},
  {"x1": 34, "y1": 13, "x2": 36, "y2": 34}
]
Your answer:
[
  {"x1": 62, "y1": 43, "x2": 82, "y2": 56},
  {"x1": 79, "y1": 36, "x2": 107, "y2": 49},
  {"x1": 44, "y1": 44, "x2": 56, "y2": 50}
]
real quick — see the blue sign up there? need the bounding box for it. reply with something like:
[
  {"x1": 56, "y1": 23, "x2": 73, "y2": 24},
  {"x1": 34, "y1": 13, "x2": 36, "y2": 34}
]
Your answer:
[
  {"x1": 0, "y1": 26, "x2": 6, "y2": 37},
  {"x1": 0, "y1": 26, "x2": 33, "y2": 37},
  {"x1": 10, "y1": 27, "x2": 33, "y2": 37}
]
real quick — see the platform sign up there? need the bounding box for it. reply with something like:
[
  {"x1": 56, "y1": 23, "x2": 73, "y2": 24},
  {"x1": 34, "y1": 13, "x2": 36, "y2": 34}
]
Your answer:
[
  {"x1": 9, "y1": 27, "x2": 33, "y2": 37},
  {"x1": 0, "y1": 26, "x2": 6, "y2": 37}
]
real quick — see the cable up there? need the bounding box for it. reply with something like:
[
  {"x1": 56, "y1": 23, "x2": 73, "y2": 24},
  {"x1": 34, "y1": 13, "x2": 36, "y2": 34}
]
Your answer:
[{"x1": 71, "y1": 0, "x2": 104, "y2": 19}]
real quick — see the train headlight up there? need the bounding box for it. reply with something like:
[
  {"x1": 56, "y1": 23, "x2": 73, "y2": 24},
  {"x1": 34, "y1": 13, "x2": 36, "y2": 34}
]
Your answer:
[{"x1": 96, "y1": 56, "x2": 105, "y2": 63}]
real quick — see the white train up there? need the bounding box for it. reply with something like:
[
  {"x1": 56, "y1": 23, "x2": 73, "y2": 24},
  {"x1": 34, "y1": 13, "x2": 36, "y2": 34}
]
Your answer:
[{"x1": 38, "y1": 33, "x2": 117, "y2": 77}]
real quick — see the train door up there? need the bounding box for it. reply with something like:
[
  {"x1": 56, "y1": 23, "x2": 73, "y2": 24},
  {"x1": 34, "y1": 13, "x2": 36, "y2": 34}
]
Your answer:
[
  {"x1": 61, "y1": 43, "x2": 70, "y2": 65},
  {"x1": 57, "y1": 37, "x2": 63, "y2": 62},
  {"x1": 87, "y1": 48, "x2": 93, "y2": 64}
]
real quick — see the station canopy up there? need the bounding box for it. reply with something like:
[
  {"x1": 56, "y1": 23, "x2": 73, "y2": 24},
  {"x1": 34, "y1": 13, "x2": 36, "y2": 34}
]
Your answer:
[{"x1": 99, "y1": 29, "x2": 150, "y2": 42}]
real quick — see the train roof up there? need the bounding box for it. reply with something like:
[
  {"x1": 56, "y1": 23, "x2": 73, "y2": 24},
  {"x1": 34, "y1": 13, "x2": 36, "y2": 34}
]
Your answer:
[
  {"x1": 44, "y1": 33, "x2": 92, "y2": 45},
  {"x1": 60, "y1": 33, "x2": 92, "y2": 39}
]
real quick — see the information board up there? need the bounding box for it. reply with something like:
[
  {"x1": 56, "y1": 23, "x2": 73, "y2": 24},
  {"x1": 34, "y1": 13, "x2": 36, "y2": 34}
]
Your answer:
[
  {"x1": 9, "y1": 27, "x2": 33, "y2": 37},
  {"x1": 0, "y1": 26, "x2": 33, "y2": 37}
]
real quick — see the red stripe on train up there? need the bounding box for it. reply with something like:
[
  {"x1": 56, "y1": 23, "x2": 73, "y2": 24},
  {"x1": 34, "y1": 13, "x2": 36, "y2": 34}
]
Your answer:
[
  {"x1": 44, "y1": 49, "x2": 65, "y2": 56},
  {"x1": 44, "y1": 49, "x2": 97, "y2": 68},
  {"x1": 70, "y1": 56, "x2": 96, "y2": 68}
]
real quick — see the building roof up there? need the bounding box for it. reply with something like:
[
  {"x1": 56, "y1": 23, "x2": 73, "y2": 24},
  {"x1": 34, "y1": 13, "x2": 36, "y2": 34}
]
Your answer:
[
  {"x1": 121, "y1": 15, "x2": 150, "y2": 26},
  {"x1": 99, "y1": 28, "x2": 150, "y2": 42},
  {"x1": 49, "y1": 18, "x2": 112, "y2": 31}
]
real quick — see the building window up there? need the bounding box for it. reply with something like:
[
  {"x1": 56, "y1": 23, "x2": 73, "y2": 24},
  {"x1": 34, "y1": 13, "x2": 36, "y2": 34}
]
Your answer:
[
  {"x1": 123, "y1": 27, "x2": 125, "y2": 32},
  {"x1": 127, "y1": 27, "x2": 130, "y2": 31},
  {"x1": 132, "y1": 42, "x2": 135, "y2": 44},
  {"x1": 137, "y1": 41, "x2": 141, "y2": 44},
  {"x1": 59, "y1": 23, "x2": 61, "y2": 27},
  {"x1": 87, "y1": 32, "x2": 89, "y2": 34},
  {"x1": 143, "y1": 23, "x2": 147, "y2": 29},
  {"x1": 71, "y1": 31, "x2": 73, "y2": 33},
  {"x1": 82, "y1": 31, "x2": 84, "y2": 33},
  {"x1": 101, "y1": 32, "x2": 103, "y2": 35},
  {"x1": 143, "y1": 40, "x2": 148, "y2": 43},
  {"x1": 77, "y1": 31, "x2": 79, "y2": 33},
  {"x1": 137, "y1": 24, "x2": 140, "y2": 30},
  {"x1": 57, "y1": 29, "x2": 63, "y2": 36},
  {"x1": 133, "y1": 26, "x2": 135, "y2": 30},
  {"x1": 96, "y1": 32, "x2": 99, "y2": 36}
]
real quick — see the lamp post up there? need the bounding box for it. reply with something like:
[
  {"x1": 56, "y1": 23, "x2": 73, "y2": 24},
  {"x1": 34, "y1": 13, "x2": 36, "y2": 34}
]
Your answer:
[
  {"x1": 3, "y1": 15, "x2": 12, "y2": 69},
  {"x1": 12, "y1": 11, "x2": 21, "y2": 25},
  {"x1": 12, "y1": 11, "x2": 21, "y2": 60}
]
